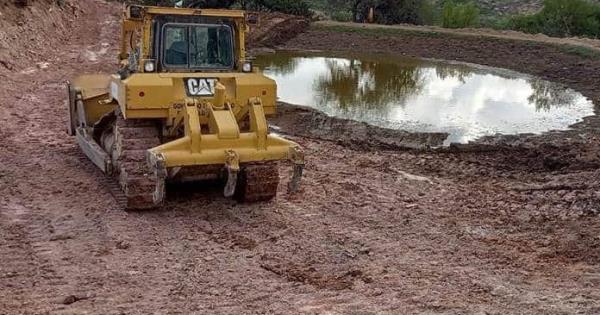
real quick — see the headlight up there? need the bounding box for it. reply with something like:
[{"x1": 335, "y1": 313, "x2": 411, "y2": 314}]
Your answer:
[
  {"x1": 242, "y1": 61, "x2": 253, "y2": 73},
  {"x1": 144, "y1": 60, "x2": 156, "y2": 72}
]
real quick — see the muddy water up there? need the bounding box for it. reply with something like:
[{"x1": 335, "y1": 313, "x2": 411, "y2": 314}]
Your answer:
[{"x1": 255, "y1": 51, "x2": 594, "y2": 144}]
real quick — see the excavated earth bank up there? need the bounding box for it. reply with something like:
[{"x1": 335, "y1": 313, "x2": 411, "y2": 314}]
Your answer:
[{"x1": 0, "y1": 1, "x2": 599, "y2": 314}]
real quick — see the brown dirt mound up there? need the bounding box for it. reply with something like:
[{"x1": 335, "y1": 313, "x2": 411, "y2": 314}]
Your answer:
[
  {"x1": 246, "y1": 12, "x2": 309, "y2": 48},
  {"x1": 0, "y1": 0, "x2": 81, "y2": 72}
]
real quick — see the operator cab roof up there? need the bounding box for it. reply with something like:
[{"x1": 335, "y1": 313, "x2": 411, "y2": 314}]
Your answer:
[{"x1": 126, "y1": 5, "x2": 246, "y2": 20}]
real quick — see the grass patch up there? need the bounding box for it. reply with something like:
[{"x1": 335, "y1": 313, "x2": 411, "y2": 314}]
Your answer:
[
  {"x1": 559, "y1": 45, "x2": 600, "y2": 59},
  {"x1": 441, "y1": 1, "x2": 480, "y2": 29},
  {"x1": 312, "y1": 23, "x2": 600, "y2": 60},
  {"x1": 311, "y1": 24, "x2": 444, "y2": 38}
]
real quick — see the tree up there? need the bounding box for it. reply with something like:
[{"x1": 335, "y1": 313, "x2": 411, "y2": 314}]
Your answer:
[
  {"x1": 183, "y1": 0, "x2": 236, "y2": 8},
  {"x1": 184, "y1": 0, "x2": 311, "y2": 16},
  {"x1": 329, "y1": 0, "x2": 426, "y2": 24},
  {"x1": 249, "y1": 0, "x2": 311, "y2": 16},
  {"x1": 385, "y1": 0, "x2": 422, "y2": 24}
]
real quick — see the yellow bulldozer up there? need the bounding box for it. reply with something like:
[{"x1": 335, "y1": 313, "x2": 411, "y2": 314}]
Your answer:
[{"x1": 67, "y1": 5, "x2": 304, "y2": 209}]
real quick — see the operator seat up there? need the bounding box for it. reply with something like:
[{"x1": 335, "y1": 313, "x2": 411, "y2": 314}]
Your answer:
[{"x1": 166, "y1": 40, "x2": 188, "y2": 65}]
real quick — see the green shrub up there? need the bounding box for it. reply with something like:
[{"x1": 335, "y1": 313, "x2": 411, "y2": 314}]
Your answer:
[
  {"x1": 305, "y1": 0, "x2": 329, "y2": 11},
  {"x1": 128, "y1": 0, "x2": 177, "y2": 5},
  {"x1": 419, "y1": 0, "x2": 437, "y2": 25},
  {"x1": 507, "y1": 0, "x2": 600, "y2": 38},
  {"x1": 331, "y1": 10, "x2": 353, "y2": 22},
  {"x1": 184, "y1": 0, "x2": 236, "y2": 8},
  {"x1": 441, "y1": 1, "x2": 479, "y2": 28},
  {"x1": 481, "y1": 15, "x2": 512, "y2": 30},
  {"x1": 253, "y1": 0, "x2": 311, "y2": 16}
]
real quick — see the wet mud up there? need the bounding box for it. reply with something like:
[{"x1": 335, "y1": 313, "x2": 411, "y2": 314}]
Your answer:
[{"x1": 272, "y1": 102, "x2": 448, "y2": 149}]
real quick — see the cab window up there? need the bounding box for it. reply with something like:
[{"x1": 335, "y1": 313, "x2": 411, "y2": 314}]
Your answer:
[
  {"x1": 164, "y1": 26, "x2": 188, "y2": 65},
  {"x1": 163, "y1": 24, "x2": 233, "y2": 70}
]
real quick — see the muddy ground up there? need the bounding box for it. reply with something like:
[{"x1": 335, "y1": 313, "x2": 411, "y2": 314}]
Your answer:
[{"x1": 1, "y1": 0, "x2": 599, "y2": 314}]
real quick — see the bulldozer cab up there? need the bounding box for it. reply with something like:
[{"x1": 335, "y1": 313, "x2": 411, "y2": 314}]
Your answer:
[{"x1": 120, "y1": 5, "x2": 250, "y2": 75}]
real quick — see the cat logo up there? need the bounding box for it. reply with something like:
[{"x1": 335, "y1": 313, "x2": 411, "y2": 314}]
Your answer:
[{"x1": 185, "y1": 78, "x2": 216, "y2": 96}]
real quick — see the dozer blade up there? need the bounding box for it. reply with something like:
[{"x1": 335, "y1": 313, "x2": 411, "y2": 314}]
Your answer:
[{"x1": 76, "y1": 127, "x2": 113, "y2": 175}]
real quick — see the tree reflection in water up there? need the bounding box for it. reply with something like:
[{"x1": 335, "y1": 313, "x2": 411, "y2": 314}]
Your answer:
[
  {"x1": 313, "y1": 58, "x2": 425, "y2": 120},
  {"x1": 527, "y1": 79, "x2": 577, "y2": 111},
  {"x1": 255, "y1": 52, "x2": 301, "y2": 76},
  {"x1": 435, "y1": 64, "x2": 472, "y2": 84},
  {"x1": 258, "y1": 52, "x2": 579, "y2": 113},
  {"x1": 255, "y1": 52, "x2": 593, "y2": 143}
]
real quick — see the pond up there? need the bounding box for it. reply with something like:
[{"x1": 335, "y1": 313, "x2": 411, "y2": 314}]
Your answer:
[{"x1": 254, "y1": 51, "x2": 595, "y2": 144}]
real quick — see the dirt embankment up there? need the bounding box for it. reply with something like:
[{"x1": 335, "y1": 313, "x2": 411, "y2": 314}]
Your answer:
[
  {"x1": 246, "y1": 12, "x2": 309, "y2": 49},
  {"x1": 0, "y1": 2, "x2": 307, "y2": 72},
  {"x1": 0, "y1": 0, "x2": 81, "y2": 72}
]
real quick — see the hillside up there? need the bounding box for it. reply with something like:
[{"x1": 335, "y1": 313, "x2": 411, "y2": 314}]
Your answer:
[{"x1": 0, "y1": 0, "x2": 80, "y2": 71}]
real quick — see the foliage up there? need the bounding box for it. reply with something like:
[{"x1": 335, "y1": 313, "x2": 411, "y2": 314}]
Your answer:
[
  {"x1": 355, "y1": 0, "x2": 421, "y2": 24},
  {"x1": 114, "y1": 0, "x2": 600, "y2": 38},
  {"x1": 125, "y1": 0, "x2": 311, "y2": 16},
  {"x1": 506, "y1": 0, "x2": 600, "y2": 38},
  {"x1": 419, "y1": 0, "x2": 437, "y2": 25},
  {"x1": 304, "y1": 0, "x2": 329, "y2": 11},
  {"x1": 308, "y1": 0, "x2": 438, "y2": 25},
  {"x1": 251, "y1": 0, "x2": 311, "y2": 16},
  {"x1": 441, "y1": 1, "x2": 480, "y2": 28},
  {"x1": 311, "y1": 0, "x2": 355, "y2": 22},
  {"x1": 129, "y1": 0, "x2": 176, "y2": 6},
  {"x1": 331, "y1": 10, "x2": 353, "y2": 22},
  {"x1": 183, "y1": 0, "x2": 236, "y2": 8}
]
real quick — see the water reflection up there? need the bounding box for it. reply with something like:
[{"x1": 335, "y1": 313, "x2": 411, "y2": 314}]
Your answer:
[
  {"x1": 315, "y1": 58, "x2": 425, "y2": 111},
  {"x1": 528, "y1": 79, "x2": 577, "y2": 111},
  {"x1": 255, "y1": 52, "x2": 594, "y2": 144}
]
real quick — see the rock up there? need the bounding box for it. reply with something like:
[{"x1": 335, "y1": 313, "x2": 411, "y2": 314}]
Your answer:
[
  {"x1": 60, "y1": 292, "x2": 94, "y2": 305},
  {"x1": 49, "y1": 234, "x2": 73, "y2": 241},
  {"x1": 0, "y1": 60, "x2": 13, "y2": 70},
  {"x1": 197, "y1": 220, "x2": 213, "y2": 234},
  {"x1": 36, "y1": 62, "x2": 50, "y2": 69},
  {"x1": 61, "y1": 295, "x2": 77, "y2": 305},
  {"x1": 115, "y1": 240, "x2": 130, "y2": 250}
]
